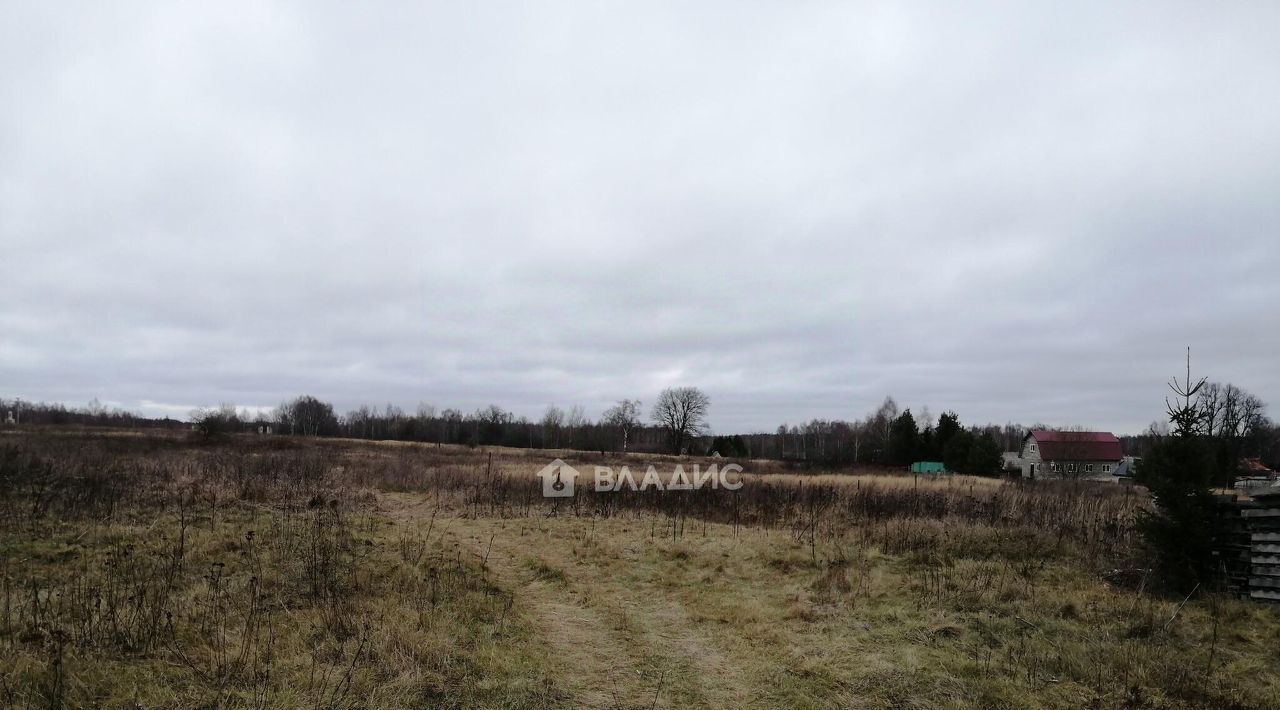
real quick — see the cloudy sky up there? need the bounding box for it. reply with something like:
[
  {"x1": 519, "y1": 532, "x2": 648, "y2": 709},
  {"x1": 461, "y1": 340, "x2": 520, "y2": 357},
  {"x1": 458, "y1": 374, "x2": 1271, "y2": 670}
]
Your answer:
[{"x1": 2, "y1": 2, "x2": 1277, "y2": 434}]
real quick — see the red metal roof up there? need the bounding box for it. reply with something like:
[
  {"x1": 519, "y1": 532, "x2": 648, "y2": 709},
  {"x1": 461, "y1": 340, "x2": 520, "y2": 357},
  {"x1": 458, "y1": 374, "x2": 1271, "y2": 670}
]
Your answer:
[
  {"x1": 1239, "y1": 458, "x2": 1276, "y2": 475},
  {"x1": 1026, "y1": 430, "x2": 1123, "y2": 462}
]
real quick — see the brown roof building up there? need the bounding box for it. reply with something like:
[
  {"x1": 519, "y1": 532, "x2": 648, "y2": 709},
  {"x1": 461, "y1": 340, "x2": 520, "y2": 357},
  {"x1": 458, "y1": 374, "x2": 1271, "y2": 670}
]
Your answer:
[{"x1": 1019, "y1": 430, "x2": 1124, "y2": 479}]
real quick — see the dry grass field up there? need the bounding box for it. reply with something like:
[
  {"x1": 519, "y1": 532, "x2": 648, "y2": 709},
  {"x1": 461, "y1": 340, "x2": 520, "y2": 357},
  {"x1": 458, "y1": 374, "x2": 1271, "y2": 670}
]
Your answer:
[{"x1": 2, "y1": 428, "x2": 1278, "y2": 709}]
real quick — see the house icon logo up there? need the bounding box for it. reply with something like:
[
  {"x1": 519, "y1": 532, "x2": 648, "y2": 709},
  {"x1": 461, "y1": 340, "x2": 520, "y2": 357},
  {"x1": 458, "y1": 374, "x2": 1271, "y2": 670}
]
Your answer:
[{"x1": 537, "y1": 459, "x2": 579, "y2": 498}]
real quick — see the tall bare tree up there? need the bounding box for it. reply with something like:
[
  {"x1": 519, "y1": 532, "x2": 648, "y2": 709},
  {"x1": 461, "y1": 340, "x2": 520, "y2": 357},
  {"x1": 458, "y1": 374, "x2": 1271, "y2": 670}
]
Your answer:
[
  {"x1": 540, "y1": 405, "x2": 564, "y2": 448},
  {"x1": 651, "y1": 387, "x2": 710, "y2": 454},
  {"x1": 566, "y1": 405, "x2": 587, "y2": 446},
  {"x1": 1196, "y1": 382, "x2": 1266, "y2": 441},
  {"x1": 280, "y1": 395, "x2": 337, "y2": 437},
  {"x1": 861, "y1": 396, "x2": 899, "y2": 463},
  {"x1": 1194, "y1": 380, "x2": 1270, "y2": 477},
  {"x1": 602, "y1": 399, "x2": 641, "y2": 452}
]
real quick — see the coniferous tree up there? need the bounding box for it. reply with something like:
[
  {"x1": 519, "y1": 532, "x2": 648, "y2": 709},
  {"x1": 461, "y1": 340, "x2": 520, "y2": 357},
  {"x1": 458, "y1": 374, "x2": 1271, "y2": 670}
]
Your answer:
[
  {"x1": 935, "y1": 411, "x2": 961, "y2": 455},
  {"x1": 888, "y1": 409, "x2": 919, "y2": 465},
  {"x1": 943, "y1": 429, "x2": 972, "y2": 473},
  {"x1": 1137, "y1": 350, "x2": 1226, "y2": 593},
  {"x1": 918, "y1": 424, "x2": 936, "y2": 460},
  {"x1": 965, "y1": 433, "x2": 1003, "y2": 475}
]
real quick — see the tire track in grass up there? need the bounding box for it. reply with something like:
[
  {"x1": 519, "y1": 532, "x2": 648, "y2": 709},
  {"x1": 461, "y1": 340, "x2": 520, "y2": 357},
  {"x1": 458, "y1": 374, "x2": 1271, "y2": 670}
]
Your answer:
[
  {"x1": 382, "y1": 493, "x2": 656, "y2": 709},
  {"x1": 473, "y1": 516, "x2": 760, "y2": 709}
]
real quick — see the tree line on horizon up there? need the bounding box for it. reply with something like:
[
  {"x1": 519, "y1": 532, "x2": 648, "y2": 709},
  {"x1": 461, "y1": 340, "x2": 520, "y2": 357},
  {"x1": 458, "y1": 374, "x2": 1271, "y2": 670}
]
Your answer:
[{"x1": 4, "y1": 383, "x2": 1276, "y2": 474}]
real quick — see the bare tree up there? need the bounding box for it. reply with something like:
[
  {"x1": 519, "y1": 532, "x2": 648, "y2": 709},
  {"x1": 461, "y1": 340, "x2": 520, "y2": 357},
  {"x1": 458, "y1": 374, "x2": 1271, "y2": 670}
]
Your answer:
[
  {"x1": 565, "y1": 405, "x2": 587, "y2": 447},
  {"x1": 602, "y1": 399, "x2": 641, "y2": 452},
  {"x1": 1197, "y1": 381, "x2": 1266, "y2": 441},
  {"x1": 541, "y1": 405, "x2": 564, "y2": 448},
  {"x1": 412, "y1": 403, "x2": 435, "y2": 438},
  {"x1": 859, "y1": 396, "x2": 899, "y2": 463},
  {"x1": 1147, "y1": 419, "x2": 1171, "y2": 438},
  {"x1": 191, "y1": 403, "x2": 240, "y2": 438},
  {"x1": 1194, "y1": 381, "x2": 1270, "y2": 474},
  {"x1": 282, "y1": 395, "x2": 338, "y2": 437},
  {"x1": 347, "y1": 405, "x2": 373, "y2": 438},
  {"x1": 651, "y1": 387, "x2": 710, "y2": 454}
]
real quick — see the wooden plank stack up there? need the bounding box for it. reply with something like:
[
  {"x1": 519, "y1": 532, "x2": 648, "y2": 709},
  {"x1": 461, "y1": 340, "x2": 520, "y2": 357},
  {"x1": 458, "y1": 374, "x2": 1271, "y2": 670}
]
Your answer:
[{"x1": 1223, "y1": 489, "x2": 1280, "y2": 602}]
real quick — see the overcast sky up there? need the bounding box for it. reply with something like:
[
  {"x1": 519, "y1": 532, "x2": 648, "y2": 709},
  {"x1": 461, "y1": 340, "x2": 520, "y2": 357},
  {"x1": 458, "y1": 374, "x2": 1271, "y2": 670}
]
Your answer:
[{"x1": 2, "y1": 2, "x2": 1278, "y2": 435}]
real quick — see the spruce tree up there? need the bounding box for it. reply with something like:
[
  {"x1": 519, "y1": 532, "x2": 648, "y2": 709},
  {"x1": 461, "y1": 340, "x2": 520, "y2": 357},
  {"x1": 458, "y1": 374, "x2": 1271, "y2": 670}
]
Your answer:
[{"x1": 1137, "y1": 349, "x2": 1225, "y2": 592}]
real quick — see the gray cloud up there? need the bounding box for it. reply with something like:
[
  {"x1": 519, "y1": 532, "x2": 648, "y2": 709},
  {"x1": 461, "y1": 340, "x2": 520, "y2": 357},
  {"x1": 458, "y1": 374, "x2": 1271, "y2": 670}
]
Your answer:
[{"x1": 3, "y1": 1, "x2": 1278, "y2": 433}]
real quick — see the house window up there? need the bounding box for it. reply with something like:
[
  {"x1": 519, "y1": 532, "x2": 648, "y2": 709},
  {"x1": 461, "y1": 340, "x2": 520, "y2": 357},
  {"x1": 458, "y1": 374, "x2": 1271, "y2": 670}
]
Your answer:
[
  {"x1": 1051, "y1": 462, "x2": 1061, "y2": 472},
  {"x1": 1102, "y1": 464, "x2": 1111, "y2": 473},
  {"x1": 1085, "y1": 464, "x2": 1094, "y2": 473},
  {"x1": 1066, "y1": 463, "x2": 1077, "y2": 473}
]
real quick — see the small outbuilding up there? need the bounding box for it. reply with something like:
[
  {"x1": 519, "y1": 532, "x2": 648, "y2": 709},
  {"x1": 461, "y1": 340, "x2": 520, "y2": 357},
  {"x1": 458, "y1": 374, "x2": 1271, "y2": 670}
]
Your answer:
[{"x1": 910, "y1": 461, "x2": 946, "y2": 474}]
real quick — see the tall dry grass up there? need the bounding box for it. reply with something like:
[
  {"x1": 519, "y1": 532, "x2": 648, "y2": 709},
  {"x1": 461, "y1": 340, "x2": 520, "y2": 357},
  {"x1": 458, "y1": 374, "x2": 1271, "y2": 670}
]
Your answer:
[
  {"x1": 7, "y1": 430, "x2": 1252, "y2": 710},
  {"x1": 0, "y1": 434, "x2": 564, "y2": 708}
]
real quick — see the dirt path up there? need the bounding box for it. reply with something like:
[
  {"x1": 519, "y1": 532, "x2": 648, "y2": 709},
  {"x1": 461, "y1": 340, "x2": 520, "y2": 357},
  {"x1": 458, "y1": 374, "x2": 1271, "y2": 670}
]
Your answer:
[
  {"x1": 380, "y1": 493, "x2": 658, "y2": 709},
  {"x1": 378, "y1": 492, "x2": 758, "y2": 709}
]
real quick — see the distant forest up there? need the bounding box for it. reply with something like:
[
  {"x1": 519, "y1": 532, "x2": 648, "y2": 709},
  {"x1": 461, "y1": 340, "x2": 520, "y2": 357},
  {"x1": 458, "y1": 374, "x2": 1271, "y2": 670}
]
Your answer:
[{"x1": 4, "y1": 386, "x2": 1277, "y2": 473}]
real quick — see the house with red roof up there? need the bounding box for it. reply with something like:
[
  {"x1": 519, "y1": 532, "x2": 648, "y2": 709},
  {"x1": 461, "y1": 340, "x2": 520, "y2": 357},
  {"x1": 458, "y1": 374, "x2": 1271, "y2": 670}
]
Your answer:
[{"x1": 1019, "y1": 430, "x2": 1124, "y2": 480}]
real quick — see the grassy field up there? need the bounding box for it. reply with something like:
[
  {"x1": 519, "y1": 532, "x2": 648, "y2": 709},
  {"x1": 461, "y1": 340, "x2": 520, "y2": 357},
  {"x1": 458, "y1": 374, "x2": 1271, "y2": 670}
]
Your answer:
[{"x1": 1, "y1": 429, "x2": 1278, "y2": 708}]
